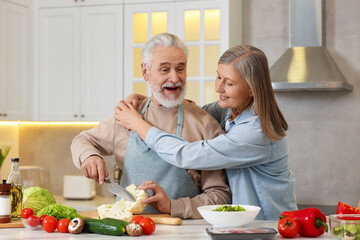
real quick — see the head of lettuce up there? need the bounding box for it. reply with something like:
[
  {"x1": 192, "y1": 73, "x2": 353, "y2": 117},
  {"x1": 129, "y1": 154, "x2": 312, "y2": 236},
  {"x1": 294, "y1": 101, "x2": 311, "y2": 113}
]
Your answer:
[{"x1": 23, "y1": 186, "x2": 56, "y2": 214}]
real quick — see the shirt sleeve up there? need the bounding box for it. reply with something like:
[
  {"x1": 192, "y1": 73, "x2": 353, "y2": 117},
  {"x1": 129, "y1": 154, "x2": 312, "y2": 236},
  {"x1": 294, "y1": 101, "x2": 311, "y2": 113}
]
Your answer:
[
  {"x1": 145, "y1": 124, "x2": 276, "y2": 171},
  {"x1": 170, "y1": 169, "x2": 232, "y2": 219},
  {"x1": 71, "y1": 115, "x2": 116, "y2": 169}
]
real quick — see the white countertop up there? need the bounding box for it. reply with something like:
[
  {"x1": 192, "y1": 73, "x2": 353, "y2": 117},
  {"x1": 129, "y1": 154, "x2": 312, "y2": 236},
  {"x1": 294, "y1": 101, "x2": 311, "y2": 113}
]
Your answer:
[
  {"x1": 0, "y1": 196, "x2": 335, "y2": 239},
  {"x1": 0, "y1": 219, "x2": 334, "y2": 240}
]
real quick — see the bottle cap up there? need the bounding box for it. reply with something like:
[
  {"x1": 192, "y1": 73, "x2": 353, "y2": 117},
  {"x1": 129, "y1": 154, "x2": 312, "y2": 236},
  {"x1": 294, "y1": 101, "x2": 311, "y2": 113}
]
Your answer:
[
  {"x1": 0, "y1": 179, "x2": 11, "y2": 194},
  {"x1": 11, "y1": 158, "x2": 19, "y2": 162}
]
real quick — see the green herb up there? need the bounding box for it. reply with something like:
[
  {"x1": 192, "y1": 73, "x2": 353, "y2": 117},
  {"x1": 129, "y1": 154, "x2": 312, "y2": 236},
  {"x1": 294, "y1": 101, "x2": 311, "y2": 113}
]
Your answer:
[
  {"x1": 10, "y1": 185, "x2": 23, "y2": 218},
  {"x1": 212, "y1": 205, "x2": 246, "y2": 212}
]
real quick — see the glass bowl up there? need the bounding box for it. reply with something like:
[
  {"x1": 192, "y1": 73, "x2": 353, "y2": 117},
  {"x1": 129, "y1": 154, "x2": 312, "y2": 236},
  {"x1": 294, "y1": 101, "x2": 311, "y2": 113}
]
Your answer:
[
  {"x1": 22, "y1": 218, "x2": 42, "y2": 230},
  {"x1": 329, "y1": 214, "x2": 360, "y2": 239},
  {"x1": 197, "y1": 204, "x2": 261, "y2": 227}
]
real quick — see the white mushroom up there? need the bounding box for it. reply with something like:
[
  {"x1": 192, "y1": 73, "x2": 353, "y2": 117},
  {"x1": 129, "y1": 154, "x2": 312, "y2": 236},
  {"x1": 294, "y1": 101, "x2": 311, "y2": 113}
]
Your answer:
[
  {"x1": 68, "y1": 217, "x2": 84, "y2": 234},
  {"x1": 126, "y1": 222, "x2": 143, "y2": 236}
]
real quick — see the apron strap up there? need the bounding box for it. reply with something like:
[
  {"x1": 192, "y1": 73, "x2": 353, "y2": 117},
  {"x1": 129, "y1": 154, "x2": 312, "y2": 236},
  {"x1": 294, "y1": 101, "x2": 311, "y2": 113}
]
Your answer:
[
  {"x1": 141, "y1": 99, "x2": 152, "y2": 115},
  {"x1": 176, "y1": 104, "x2": 183, "y2": 136}
]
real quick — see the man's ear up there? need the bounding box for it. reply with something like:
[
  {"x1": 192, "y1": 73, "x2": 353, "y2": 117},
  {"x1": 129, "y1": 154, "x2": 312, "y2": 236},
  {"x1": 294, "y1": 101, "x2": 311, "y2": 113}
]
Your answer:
[{"x1": 141, "y1": 63, "x2": 149, "y2": 82}]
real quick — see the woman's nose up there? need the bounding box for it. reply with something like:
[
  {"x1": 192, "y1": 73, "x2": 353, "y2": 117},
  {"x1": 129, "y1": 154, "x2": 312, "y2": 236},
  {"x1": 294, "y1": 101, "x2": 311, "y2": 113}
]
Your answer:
[{"x1": 215, "y1": 79, "x2": 224, "y2": 93}]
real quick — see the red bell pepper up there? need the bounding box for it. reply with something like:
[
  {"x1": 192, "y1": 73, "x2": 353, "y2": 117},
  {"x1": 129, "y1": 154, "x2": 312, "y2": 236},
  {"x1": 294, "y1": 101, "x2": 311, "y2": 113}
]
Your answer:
[
  {"x1": 280, "y1": 208, "x2": 328, "y2": 237},
  {"x1": 336, "y1": 201, "x2": 360, "y2": 214}
]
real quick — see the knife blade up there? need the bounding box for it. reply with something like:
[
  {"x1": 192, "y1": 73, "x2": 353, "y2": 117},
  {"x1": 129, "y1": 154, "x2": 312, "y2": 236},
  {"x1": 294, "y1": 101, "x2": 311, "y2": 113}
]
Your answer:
[{"x1": 104, "y1": 177, "x2": 136, "y2": 202}]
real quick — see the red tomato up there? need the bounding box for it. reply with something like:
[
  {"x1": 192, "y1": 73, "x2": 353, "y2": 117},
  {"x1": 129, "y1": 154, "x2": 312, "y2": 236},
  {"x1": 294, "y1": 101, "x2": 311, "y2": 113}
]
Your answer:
[
  {"x1": 57, "y1": 219, "x2": 71, "y2": 233},
  {"x1": 21, "y1": 208, "x2": 34, "y2": 219},
  {"x1": 278, "y1": 217, "x2": 300, "y2": 238},
  {"x1": 139, "y1": 217, "x2": 155, "y2": 235},
  {"x1": 39, "y1": 215, "x2": 48, "y2": 225},
  {"x1": 43, "y1": 216, "x2": 58, "y2": 233},
  {"x1": 130, "y1": 215, "x2": 144, "y2": 224},
  {"x1": 27, "y1": 215, "x2": 40, "y2": 227}
]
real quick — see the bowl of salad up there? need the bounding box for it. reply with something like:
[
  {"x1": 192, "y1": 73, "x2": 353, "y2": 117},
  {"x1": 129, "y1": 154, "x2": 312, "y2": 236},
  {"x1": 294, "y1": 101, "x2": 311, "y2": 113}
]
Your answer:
[
  {"x1": 197, "y1": 204, "x2": 261, "y2": 227},
  {"x1": 329, "y1": 214, "x2": 360, "y2": 239}
]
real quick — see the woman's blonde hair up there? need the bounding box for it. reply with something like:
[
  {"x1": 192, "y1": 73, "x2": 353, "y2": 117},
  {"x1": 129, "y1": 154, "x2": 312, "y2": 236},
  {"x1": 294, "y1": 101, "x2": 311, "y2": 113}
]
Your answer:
[{"x1": 218, "y1": 45, "x2": 288, "y2": 142}]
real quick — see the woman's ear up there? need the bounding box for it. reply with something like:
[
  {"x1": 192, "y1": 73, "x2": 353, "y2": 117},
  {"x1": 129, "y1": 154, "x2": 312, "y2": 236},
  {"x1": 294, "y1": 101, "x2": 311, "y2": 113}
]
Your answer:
[{"x1": 141, "y1": 63, "x2": 149, "y2": 82}]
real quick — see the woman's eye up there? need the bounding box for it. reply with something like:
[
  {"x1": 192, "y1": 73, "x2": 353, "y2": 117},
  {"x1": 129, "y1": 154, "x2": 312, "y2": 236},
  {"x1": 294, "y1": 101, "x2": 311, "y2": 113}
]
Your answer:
[{"x1": 226, "y1": 81, "x2": 233, "y2": 86}]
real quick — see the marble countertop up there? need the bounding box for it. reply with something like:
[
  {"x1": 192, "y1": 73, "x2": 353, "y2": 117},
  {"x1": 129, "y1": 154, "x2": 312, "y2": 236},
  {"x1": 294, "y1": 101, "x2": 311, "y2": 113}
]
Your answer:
[{"x1": 0, "y1": 219, "x2": 335, "y2": 240}]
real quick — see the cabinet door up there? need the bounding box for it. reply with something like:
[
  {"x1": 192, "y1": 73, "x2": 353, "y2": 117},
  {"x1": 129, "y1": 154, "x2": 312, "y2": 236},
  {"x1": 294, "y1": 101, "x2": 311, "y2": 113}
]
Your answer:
[
  {"x1": 38, "y1": 8, "x2": 81, "y2": 121},
  {"x1": 0, "y1": 1, "x2": 31, "y2": 120},
  {"x1": 176, "y1": 0, "x2": 228, "y2": 106},
  {"x1": 123, "y1": 3, "x2": 175, "y2": 98},
  {"x1": 80, "y1": 5, "x2": 123, "y2": 121}
]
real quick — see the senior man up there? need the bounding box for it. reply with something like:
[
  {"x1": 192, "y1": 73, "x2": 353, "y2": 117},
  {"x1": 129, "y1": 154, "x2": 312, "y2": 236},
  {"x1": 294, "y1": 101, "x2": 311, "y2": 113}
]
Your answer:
[{"x1": 71, "y1": 33, "x2": 231, "y2": 219}]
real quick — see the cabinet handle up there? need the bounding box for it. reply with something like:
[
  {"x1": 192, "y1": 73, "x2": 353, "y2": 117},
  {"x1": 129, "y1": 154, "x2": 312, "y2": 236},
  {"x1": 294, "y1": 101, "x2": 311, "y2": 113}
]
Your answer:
[
  {"x1": 81, "y1": 114, "x2": 85, "y2": 118},
  {"x1": 74, "y1": 114, "x2": 78, "y2": 118}
]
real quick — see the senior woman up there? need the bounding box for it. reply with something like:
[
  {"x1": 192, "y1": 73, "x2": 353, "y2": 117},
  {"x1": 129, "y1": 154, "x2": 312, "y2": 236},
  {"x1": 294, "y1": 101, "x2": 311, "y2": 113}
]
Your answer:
[{"x1": 115, "y1": 45, "x2": 297, "y2": 220}]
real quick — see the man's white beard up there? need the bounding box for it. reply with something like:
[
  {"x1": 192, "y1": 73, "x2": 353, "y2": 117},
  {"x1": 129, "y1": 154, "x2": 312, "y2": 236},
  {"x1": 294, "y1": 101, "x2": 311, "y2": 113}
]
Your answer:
[{"x1": 150, "y1": 82, "x2": 186, "y2": 108}]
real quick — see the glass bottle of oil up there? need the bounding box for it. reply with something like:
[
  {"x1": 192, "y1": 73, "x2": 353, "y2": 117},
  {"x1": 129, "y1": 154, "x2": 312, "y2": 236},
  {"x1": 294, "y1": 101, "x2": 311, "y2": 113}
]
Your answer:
[{"x1": 7, "y1": 158, "x2": 23, "y2": 219}]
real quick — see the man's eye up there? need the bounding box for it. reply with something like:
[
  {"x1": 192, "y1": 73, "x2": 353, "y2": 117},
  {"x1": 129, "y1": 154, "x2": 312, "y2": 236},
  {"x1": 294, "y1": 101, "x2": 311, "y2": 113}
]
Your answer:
[{"x1": 161, "y1": 68, "x2": 169, "y2": 72}]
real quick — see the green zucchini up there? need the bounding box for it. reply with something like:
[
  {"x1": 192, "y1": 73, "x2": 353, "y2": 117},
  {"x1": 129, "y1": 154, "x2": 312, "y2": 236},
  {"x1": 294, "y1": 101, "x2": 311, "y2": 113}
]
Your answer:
[{"x1": 82, "y1": 218, "x2": 126, "y2": 236}]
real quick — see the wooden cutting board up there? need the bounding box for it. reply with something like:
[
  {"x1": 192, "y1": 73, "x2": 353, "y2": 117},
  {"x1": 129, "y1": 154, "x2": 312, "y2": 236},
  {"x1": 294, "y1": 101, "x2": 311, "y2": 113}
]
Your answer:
[
  {"x1": 78, "y1": 210, "x2": 182, "y2": 225},
  {"x1": 0, "y1": 220, "x2": 24, "y2": 228}
]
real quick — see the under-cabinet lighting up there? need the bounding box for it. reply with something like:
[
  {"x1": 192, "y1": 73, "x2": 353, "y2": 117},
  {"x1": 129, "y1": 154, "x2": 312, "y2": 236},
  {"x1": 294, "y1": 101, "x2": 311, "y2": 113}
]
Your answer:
[{"x1": 0, "y1": 121, "x2": 99, "y2": 126}]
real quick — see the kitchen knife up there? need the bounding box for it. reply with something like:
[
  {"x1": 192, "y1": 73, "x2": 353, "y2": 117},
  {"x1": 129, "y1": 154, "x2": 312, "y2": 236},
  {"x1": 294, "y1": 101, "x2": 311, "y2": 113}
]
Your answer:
[{"x1": 104, "y1": 177, "x2": 136, "y2": 202}]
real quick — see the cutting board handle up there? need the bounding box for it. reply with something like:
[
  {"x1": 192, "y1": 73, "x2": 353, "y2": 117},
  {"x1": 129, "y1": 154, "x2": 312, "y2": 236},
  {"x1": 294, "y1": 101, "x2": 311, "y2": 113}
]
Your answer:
[{"x1": 151, "y1": 217, "x2": 182, "y2": 225}]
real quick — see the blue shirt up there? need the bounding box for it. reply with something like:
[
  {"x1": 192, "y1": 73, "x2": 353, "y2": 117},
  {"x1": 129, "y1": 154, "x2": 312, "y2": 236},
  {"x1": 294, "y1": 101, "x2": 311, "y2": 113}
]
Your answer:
[{"x1": 145, "y1": 103, "x2": 297, "y2": 220}]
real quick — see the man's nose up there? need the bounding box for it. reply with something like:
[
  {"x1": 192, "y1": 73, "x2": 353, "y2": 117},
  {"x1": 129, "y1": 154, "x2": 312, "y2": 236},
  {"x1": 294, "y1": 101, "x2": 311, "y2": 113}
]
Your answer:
[{"x1": 169, "y1": 69, "x2": 180, "y2": 81}]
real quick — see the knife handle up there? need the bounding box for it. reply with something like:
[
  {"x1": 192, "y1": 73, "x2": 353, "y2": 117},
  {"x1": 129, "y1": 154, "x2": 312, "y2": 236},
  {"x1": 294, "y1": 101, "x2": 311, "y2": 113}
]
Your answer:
[{"x1": 151, "y1": 217, "x2": 182, "y2": 225}]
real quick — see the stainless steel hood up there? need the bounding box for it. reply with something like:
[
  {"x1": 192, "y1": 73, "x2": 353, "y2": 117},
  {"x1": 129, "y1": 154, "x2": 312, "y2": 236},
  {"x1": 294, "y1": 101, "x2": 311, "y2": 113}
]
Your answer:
[{"x1": 270, "y1": 0, "x2": 353, "y2": 91}]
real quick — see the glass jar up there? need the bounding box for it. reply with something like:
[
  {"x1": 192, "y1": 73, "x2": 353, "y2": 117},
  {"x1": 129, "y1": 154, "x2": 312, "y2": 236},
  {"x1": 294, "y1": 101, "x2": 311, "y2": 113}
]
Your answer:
[{"x1": 0, "y1": 179, "x2": 11, "y2": 223}]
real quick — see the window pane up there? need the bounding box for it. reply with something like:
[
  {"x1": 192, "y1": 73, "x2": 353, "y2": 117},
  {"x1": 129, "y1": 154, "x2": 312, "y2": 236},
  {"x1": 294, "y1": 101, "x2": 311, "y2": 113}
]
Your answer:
[
  {"x1": 152, "y1": 12, "x2": 167, "y2": 36},
  {"x1": 204, "y1": 45, "x2": 219, "y2": 77},
  {"x1": 184, "y1": 10, "x2": 200, "y2": 41},
  {"x1": 187, "y1": 46, "x2": 200, "y2": 77},
  {"x1": 133, "y1": 13, "x2": 148, "y2": 43},
  {"x1": 204, "y1": 9, "x2": 220, "y2": 40},
  {"x1": 185, "y1": 81, "x2": 200, "y2": 105},
  {"x1": 133, "y1": 48, "x2": 142, "y2": 78},
  {"x1": 204, "y1": 81, "x2": 218, "y2": 104},
  {"x1": 133, "y1": 82, "x2": 147, "y2": 96}
]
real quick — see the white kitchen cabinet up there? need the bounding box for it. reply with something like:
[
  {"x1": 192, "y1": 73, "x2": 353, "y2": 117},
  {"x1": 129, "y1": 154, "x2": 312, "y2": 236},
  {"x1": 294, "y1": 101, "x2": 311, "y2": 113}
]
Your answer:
[
  {"x1": 123, "y1": 0, "x2": 242, "y2": 106},
  {"x1": 38, "y1": 2, "x2": 123, "y2": 121},
  {"x1": 0, "y1": 0, "x2": 32, "y2": 120}
]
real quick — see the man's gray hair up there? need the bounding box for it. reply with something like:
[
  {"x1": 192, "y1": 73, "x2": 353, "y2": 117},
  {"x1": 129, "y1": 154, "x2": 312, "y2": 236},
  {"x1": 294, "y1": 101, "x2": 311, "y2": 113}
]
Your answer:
[{"x1": 142, "y1": 33, "x2": 188, "y2": 68}]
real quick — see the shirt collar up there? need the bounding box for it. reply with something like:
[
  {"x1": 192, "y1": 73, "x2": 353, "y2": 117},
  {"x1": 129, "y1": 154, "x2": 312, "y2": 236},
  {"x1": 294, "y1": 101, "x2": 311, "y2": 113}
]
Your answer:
[{"x1": 225, "y1": 107, "x2": 256, "y2": 125}]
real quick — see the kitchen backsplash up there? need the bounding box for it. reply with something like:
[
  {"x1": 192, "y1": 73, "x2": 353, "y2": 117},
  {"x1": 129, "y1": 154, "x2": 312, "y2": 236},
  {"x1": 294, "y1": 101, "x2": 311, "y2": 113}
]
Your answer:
[{"x1": 1, "y1": 123, "x2": 114, "y2": 198}]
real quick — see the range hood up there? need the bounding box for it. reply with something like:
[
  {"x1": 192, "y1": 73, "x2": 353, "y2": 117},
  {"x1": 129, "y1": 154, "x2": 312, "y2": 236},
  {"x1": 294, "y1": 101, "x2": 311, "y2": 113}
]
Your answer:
[{"x1": 270, "y1": 0, "x2": 353, "y2": 91}]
